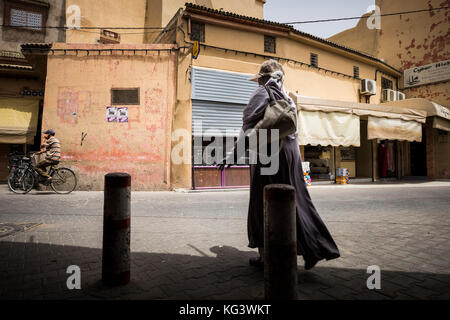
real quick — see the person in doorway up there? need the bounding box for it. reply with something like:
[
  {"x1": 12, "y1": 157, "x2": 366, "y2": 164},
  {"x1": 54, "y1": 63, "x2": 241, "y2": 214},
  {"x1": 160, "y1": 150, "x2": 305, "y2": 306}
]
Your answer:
[
  {"x1": 35, "y1": 129, "x2": 61, "y2": 181},
  {"x1": 218, "y1": 59, "x2": 340, "y2": 270}
]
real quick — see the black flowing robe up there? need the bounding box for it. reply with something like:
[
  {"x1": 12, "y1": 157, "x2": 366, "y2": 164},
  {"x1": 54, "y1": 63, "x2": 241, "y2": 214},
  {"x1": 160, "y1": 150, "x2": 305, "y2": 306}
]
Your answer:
[{"x1": 241, "y1": 81, "x2": 340, "y2": 270}]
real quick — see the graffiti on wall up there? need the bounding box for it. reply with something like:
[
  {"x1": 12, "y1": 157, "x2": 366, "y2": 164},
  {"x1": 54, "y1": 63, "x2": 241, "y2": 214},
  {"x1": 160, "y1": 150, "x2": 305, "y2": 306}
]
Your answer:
[
  {"x1": 144, "y1": 87, "x2": 165, "y2": 132},
  {"x1": 57, "y1": 87, "x2": 91, "y2": 123}
]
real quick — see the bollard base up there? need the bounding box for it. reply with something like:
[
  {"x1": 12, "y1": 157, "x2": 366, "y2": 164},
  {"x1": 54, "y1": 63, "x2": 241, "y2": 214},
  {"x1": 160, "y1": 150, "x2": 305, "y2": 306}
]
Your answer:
[{"x1": 102, "y1": 270, "x2": 130, "y2": 286}]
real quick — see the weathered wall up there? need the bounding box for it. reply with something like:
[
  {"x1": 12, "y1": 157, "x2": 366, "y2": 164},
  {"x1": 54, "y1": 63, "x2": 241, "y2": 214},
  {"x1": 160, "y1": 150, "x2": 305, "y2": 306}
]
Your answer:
[
  {"x1": 65, "y1": 0, "x2": 264, "y2": 45},
  {"x1": 377, "y1": 0, "x2": 449, "y2": 107},
  {"x1": 65, "y1": 0, "x2": 147, "y2": 44},
  {"x1": 144, "y1": 0, "x2": 265, "y2": 43},
  {"x1": 159, "y1": 0, "x2": 264, "y2": 26},
  {"x1": 327, "y1": 11, "x2": 379, "y2": 57},
  {"x1": 405, "y1": 82, "x2": 450, "y2": 106},
  {"x1": 43, "y1": 43, "x2": 176, "y2": 190},
  {"x1": 329, "y1": 0, "x2": 449, "y2": 107},
  {"x1": 169, "y1": 14, "x2": 192, "y2": 190}
]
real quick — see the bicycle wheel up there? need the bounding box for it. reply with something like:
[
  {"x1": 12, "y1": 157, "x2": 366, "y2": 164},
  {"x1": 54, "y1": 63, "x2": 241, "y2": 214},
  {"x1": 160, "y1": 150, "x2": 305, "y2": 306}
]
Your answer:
[
  {"x1": 50, "y1": 167, "x2": 77, "y2": 194},
  {"x1": 8, "y1": 168, "x2": 35, "y2": 194}
]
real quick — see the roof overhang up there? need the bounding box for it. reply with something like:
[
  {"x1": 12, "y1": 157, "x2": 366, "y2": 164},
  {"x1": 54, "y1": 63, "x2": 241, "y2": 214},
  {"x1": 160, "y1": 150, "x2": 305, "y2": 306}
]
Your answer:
[
  {"x1": 290, "y1": 94, "x2": 427, "y2": 123},
  {"x1": 381, "y1": 98, "x2": 450, "y2": 121},
  {"x1": 290, "y1": 93, "x2": 426, "y2": 144},
  {"x1": 183, "y1": 3, "x2": 401, "y2": 76}
]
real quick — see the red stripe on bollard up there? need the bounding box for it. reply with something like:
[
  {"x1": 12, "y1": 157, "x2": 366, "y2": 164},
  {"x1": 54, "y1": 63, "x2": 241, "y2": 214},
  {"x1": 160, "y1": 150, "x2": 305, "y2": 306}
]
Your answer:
[{"x1": 104, "y1": 218, "x2": 130, "y2": 230}]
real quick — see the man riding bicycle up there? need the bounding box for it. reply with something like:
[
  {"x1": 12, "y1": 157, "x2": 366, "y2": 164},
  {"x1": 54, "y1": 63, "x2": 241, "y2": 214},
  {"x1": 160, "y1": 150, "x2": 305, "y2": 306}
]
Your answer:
[{"x1": 35, "y1": 129, "x2": 61, "y2": 182}]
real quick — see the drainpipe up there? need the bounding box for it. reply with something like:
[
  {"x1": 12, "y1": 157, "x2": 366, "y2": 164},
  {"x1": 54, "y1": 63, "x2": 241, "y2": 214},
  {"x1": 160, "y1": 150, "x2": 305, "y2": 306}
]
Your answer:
[{"x1": 187, "y1": 17, "x2": 191, "y2": 36}]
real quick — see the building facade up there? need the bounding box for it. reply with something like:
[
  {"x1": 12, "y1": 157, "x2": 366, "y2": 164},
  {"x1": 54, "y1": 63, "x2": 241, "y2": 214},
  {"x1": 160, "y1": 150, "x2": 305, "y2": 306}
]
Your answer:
[
  {"x1": 155, "y1": 3, "x2": 427, "y2": 190},
  {"x1": 23, "y1": 42, "x2": 177, "y2": 190},
  {"x1": 8, "y1": 1, "x2": 448, "y2": 189},
  {"x1": 0, "y1": 0, "x2": 65, "y2": 182},
  {"x1": 329, "y1": 0, "x2": 450, "y2": 179}
]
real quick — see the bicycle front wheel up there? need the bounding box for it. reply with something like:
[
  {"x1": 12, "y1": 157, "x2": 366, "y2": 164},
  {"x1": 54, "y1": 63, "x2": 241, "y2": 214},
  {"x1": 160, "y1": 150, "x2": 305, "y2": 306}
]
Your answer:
[
  {"x1": 8, "y1": 168, "x2": 35, "y2": 194},
  {"x1": 50, "y1": 167, "x2": 77, "y2": 194}
]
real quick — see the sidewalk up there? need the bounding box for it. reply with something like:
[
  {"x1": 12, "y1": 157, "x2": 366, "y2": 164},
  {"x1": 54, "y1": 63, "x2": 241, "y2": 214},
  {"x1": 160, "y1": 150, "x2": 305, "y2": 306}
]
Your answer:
[
  {"x1": 0, "y1": 184, "x2": 449, "y2": 300},
  {"x1": 183, "y1": 180, "x2": 450, "y2": 192}
]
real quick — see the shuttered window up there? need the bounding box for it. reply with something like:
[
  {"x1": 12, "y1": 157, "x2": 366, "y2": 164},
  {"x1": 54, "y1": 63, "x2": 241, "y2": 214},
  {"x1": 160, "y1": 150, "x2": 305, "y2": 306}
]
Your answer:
[
  {"x1": 353, "y1": 66, "x2": 360, "y2": 78},
  {"x1": 264, "y1": 35, "x2": 276, "y2": 53},
  {"x1": 310, "y1": 53, "x2": 318, "y2": 67},
  {"x1": 191, "y1": 67, "x2": 258, "y2": 137},
  {"x1": 381, "y1": 77, "x2": 393, "y2": 89},
  {"x1": 191, "y1": 22, "x2": 205, "y2": 42},
  {"x1": 10, "y1": 9, "x2": 42, "y2": 30},
  {"x1": 4, "y1": 1, "x2": 48, "y2": 32}
]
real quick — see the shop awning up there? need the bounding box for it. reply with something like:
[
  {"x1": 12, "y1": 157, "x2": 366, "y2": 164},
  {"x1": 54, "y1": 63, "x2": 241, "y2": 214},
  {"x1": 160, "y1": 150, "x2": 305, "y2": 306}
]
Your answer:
[
  {"x1": 290, "y1": 94, "x2": 427, "y2": 145},
  {"x1": 381, "y1": 98, "x2": 450, "y2": 132},
  {"x1": 433, "y1": 117, "x2": 450, "y2": 132},
  {"x1": 367, "y1": 116, "x2": 422, "y2": 142},
  {"x1": 297, "y1": 110, "x2": 360, "y2": 146},
  {"x1": 381, "y1": 98, "x2": 450, "y2": 119},
  {"x1": 0, "y1": 98, "x2": 39, "y2": 144}
]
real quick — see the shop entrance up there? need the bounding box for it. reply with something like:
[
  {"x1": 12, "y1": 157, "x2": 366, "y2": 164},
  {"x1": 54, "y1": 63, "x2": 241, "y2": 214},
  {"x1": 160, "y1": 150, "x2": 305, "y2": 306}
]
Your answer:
[
  {"x1": 410, "y1": 127, "x2": 427, "y2": 177},
  {"x1": 303, "y1": 145, "x2": 333, "y2": 181},
  {"x1": 378, "y1": 140, "x2": 397, "y2": 178}
]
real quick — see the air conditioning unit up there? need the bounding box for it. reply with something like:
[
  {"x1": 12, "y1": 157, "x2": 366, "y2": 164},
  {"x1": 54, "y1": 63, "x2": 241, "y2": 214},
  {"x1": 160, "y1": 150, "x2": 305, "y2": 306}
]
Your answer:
[
  {"x1": 360, "y1": 79, "x2": 376, "y2": 95},
  {"x1": 382, "y1": 89, "x2": 397, "y2": 102},
  {"x1": 396, "y1": 91, "x2": 406, "y2": 100}
]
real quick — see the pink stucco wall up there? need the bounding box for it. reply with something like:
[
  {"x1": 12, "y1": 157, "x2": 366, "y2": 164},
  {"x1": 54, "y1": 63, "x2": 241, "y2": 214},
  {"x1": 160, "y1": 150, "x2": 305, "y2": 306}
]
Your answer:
[{"x1": 42, "y1": 43, "x2": 177, "y2": 190}]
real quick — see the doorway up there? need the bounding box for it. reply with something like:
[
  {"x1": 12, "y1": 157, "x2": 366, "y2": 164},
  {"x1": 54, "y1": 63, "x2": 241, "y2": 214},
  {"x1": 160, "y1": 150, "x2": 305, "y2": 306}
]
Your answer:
[
  {"x1": 410, "y1": 127, "x2": 427, "y2": 177},
  {"x1": 378, "y1": 140, "x2": 397, "y2": 178}
]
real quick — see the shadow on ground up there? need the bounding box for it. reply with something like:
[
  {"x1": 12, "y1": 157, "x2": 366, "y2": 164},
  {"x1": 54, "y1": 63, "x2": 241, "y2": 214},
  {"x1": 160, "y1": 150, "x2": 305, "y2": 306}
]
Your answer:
[{"x1": 0, "y1": 241, "x2": 449, "y2": 300}]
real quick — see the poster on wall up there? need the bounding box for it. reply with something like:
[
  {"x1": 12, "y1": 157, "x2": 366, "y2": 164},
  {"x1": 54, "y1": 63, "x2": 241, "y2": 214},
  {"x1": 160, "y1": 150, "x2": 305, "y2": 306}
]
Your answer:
[
  {"x1": 106, "y1": 106, "x2": 117, "y2": 122},
  {"x1": 404, "y1": 59, "x2": 450, "y2": 88},
  {"x1": 118, "y1": 107, "x2": 128, "y2": 123}
]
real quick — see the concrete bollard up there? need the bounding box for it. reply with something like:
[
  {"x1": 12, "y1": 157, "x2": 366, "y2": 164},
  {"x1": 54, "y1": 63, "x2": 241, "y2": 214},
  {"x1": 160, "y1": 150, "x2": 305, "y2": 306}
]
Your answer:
[
  {"x1": 264, "y1": 184, "x2": 298, "y2": 300},
  {"x1": 102, "y1": 172, "x2": 131, "y2": 286}
]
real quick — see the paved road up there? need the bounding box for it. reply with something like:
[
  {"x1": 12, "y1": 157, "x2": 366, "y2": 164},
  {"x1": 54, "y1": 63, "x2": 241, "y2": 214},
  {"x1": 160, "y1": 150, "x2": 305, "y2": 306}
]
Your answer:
[{"x1": 0, "y1": 182, "x2": 449, "y2": 300}]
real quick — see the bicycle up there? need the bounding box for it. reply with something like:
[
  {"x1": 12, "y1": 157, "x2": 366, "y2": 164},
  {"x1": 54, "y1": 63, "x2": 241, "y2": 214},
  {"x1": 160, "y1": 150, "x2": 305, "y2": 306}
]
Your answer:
[{"x1": 7, "y1": 152, "x2": 77, "y2": 194}]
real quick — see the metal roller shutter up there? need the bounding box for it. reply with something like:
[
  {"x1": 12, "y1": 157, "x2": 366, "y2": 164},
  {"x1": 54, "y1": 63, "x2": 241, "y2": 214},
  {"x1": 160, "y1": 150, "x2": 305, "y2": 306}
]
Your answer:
[
  {"x1": 191, "y1": 67, "x2": 257, "y2": 137},
  {"x1": 192, "y1": 100, "x2": 245, "y2": 137}
]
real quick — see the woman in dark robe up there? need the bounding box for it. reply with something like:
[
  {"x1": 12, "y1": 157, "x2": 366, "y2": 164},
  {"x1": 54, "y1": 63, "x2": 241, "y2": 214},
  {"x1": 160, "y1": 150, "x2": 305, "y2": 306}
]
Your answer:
[{"x1": 219, "y1": 59, "x2": 340, "y2": 270}]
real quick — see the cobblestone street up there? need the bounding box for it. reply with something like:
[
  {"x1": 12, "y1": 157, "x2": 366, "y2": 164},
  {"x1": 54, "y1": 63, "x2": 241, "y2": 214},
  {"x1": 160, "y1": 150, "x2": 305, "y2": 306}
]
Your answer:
[{"x1": 0, "y1": 182, "x2": 449, "y2": 300}]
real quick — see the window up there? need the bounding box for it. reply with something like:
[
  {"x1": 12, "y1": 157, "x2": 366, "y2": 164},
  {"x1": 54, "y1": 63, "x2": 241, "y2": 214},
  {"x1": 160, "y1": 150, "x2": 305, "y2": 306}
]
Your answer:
[
  {"x1": 111, "y1": 88, "x2": 140, "y2": 105},
  {"x1": 3, "y1": 0, "x2": 48, "y2": 32},
  {"x1": 310, "y1": 53, "x2": 318, "y2": 67},
  {"x1": 264, "y1": 35, "x2": 276, "y2": 53},
  {"x1": 10, "y1": 8, "x2": 42, "y2": 30},
  {"x1": 190, "y1": 22, "x2": 205, "y2": 42},
  {"x1": 353, "y1": 66, "x2": 360, "y2": 78},
  {"x1": 381, "y1": 77, "x2": 393, "y2": 90}
]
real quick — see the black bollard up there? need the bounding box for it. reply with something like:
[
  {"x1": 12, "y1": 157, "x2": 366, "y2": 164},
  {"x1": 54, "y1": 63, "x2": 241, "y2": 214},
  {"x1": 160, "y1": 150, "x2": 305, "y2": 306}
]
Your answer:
[
  {"x1": 264, "y1": 184, "x2": 298, "y2": 300},
  {"x1": 102, "y1": 172, "x2": 131, "y2": 286}
]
